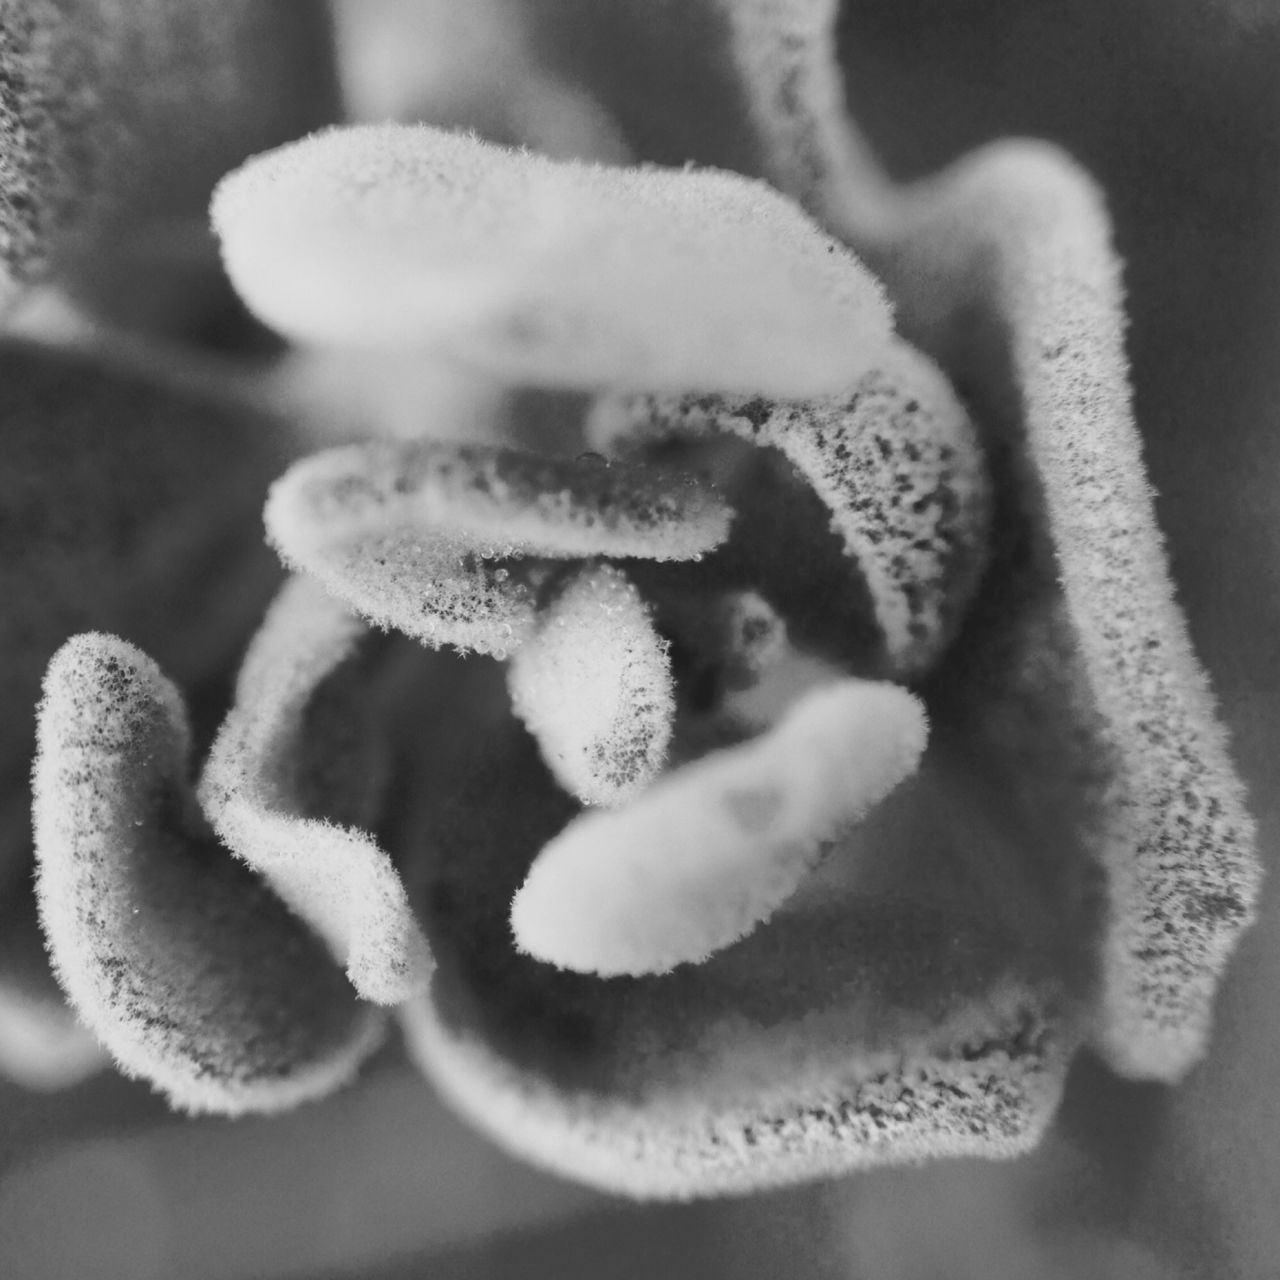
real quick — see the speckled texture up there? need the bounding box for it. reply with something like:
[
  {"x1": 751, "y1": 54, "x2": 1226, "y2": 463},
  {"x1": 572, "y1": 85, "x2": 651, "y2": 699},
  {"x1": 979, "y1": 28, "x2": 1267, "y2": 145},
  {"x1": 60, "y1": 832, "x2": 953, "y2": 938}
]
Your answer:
[
  {"x1": 841, "y1": 141, "x2": 1261, "y2": 1080},
  {"x1": 32, "y1": 635, "x2": 384, "y2": 1115},
  {"x1": 589, "y1": 338, "x2": 991, "y2": 677},
  {"x1": 198, "y1": 577, "x2": 432, "y2": 1006},
  {"x1": 507, "y1": 564, "x2": 674, "y2": 807},
  {"x1": 265, "y1": 439, "x2": 730, "y2": 656}
]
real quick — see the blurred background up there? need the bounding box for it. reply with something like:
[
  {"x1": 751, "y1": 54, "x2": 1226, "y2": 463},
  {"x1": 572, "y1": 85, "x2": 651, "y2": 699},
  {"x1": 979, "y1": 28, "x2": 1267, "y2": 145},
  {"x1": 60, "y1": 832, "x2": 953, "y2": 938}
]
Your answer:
[{"x1": 2, "y1": 1, "x2": 1279, "y2": 1276}]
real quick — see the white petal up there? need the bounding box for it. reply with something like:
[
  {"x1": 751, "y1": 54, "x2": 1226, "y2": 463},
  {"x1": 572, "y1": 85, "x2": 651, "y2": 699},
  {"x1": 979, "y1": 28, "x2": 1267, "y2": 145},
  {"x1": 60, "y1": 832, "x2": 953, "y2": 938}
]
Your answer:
[
  {"x1": 512, "y1": 678, "x2": 927, "y2": 975},
  {"x1": 213, "y1": 124, "x2": 893, "y2": 396},
  {"x1": 508, "y1": 565, "x2": 673, "y2": 807}
]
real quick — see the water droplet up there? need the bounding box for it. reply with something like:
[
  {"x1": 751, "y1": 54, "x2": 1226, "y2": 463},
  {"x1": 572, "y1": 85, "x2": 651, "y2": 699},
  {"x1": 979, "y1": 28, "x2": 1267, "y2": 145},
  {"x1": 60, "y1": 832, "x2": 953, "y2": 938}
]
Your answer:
[{"x1": 494, "y1": 568, "x2": 510, "y2": 582}]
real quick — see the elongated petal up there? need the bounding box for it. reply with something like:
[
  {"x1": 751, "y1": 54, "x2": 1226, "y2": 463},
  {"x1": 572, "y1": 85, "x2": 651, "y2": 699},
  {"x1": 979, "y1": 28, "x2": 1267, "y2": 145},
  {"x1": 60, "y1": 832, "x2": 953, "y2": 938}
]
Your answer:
[
  {"x1": 212, "y1": 123, "x2": 892, "y2": 396},
  {"x1": 590, "y1": 340, "x2": 990, "y2": 676},
  {"x1": 33, "y1": 635, "x2": 383, "y2": 1114},
  {"x1": 508, "y1": 564, "x2": 673, "y2": 807},
  {"x1": 265, "y1": 440, "x2": 728, "y2": 656},
  {"x1": 0, "y1": 339, "x2": 287, "y2": 891},
  {"x1": 199, "y1": 578, "x2": 431, "y2": 1006},
  {"x1": 1, "y1": 1, "x2": 337, "y2": 302},
  {"x1": 863, "y1": 142, "x2": 1260, "y2": 1079},
  {"x1": 512, "y1": 678, "x2": 927, "y2": 975}
]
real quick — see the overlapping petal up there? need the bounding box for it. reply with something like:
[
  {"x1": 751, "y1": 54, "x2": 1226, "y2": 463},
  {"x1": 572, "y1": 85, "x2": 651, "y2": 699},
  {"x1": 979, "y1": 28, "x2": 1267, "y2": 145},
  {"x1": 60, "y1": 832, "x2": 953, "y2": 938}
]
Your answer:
[
  {"x1": 198, "y1": 577, "x2": 432, "y2": 1006},
  {"x1": 33, "y1": 635, "x2": 383, "y2": 1115},
  {"x1": 265, "y1": 439, "x2": 730, "y2": 656}
]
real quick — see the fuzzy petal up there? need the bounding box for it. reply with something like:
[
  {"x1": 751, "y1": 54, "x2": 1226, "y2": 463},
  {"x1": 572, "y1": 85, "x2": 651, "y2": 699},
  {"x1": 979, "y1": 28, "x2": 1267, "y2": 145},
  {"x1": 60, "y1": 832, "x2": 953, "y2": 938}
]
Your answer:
[
  {"x1": 508, "y1": 563, "x2": 674, "y2": 807},
  {"x1": 212, "y1": 123, "x2": 892, "y2": 397},
  {"x1": 199, "y1": 578, "x2": 432, "y2": 1006},
  {"x1": 511, "y1": 678, "x2": 927, "y2": 976},
  {"x1": 589, "y1": 340, "x2": 991, "y2": 676},
  {"x1": 33, "y1": 635, "x2": 383, "y2": 1114},
  {"x1": 862, "y1": 142, "x2": 1261, "y2": 1079},
  {"x1": 265, "y1": 440, "x2": 729, "y2": 656}
]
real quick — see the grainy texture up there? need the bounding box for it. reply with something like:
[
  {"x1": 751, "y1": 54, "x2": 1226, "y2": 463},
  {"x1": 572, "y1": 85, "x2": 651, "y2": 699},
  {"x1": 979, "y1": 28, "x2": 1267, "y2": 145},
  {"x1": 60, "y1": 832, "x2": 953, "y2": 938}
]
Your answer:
[
  {"x1": 852, "y1": 142, "x2": 1261, "y2": 1079},
  {"x1": 589, "y1": 339, "x2": 991, "y2": 676},
  {"x1": 507, "y1": 564, "x2": 674, "y2": 807},
  {"x1": 199, "y1": 577, "x2": 431, "y2": 1006},
  {"x1": 265, "y1": 440, "x2": 729, "y2": 656},
  {"x1": 33, "y1": 635, "x2": 383, "y2": 1114}
]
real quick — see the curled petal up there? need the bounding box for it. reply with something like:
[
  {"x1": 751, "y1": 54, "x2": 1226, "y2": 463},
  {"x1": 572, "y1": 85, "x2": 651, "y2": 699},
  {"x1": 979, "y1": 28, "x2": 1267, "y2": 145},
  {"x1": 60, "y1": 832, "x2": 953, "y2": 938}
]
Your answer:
[
  {"x1": 866, "y1": 142, "x2": 1261, "y2": 1078},
  {"x1": 590, "y1": 340, "x2": 991, "y2": 676},
  {"x1": 403, "y1": 980, "x2": 1068, "y2": 1197},
  {"x1": 33, "y1": 635, "x2": 382, "y2": 1114},
  {"x1": 0, "y1": 1, "x2": 336, "y2": 301},
  {"x1": 198, "y1": 578, "x2": 431, "y2": 1006},
  {"x1": 212, "y1": 123, "x2": 892, "y2": 397},
  {"x1": 511, "y1": 678, "x2": 928, "y2": 975},
  {"x1": 265, "y1": 440, "x2": 728, "y2": 656},
  {"x1": 508, "y1": 564, "x2": 673, "y2": 807}
]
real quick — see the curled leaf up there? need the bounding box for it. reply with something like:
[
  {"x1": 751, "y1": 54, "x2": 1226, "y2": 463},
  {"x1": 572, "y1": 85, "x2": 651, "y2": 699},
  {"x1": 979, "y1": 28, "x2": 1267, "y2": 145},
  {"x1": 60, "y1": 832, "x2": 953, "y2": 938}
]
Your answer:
[
  {"x1": 212, "y1": 123, "x2": 892, "y2": 396},
  {"x1": 265, "y1": 440, "x2": 729, "y2": 656},
  {"x1": 33, "y1": 634, "x2": 383, "y2": 1114},
  {"x1": 198, "y1": 578, "x2": 431, "y2": 1006},
  {"x1": 590, "y1": 339, "x2": 991, "y2": 676},
  {"x1": 511, "y1": 678, "x2": 928, "y2": 975},
  {"x1": 508, "y1": 563, "x2": 674, "y2": 807},
  {"x1": 857, "y1": 141, "x2": 1262, "y2": 1079}
]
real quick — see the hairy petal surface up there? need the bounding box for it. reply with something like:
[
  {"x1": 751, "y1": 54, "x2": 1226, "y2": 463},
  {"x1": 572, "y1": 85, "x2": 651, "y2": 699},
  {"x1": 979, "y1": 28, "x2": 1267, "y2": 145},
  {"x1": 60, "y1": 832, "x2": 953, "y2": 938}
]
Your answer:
[
  {"x1": 508, "y1": 563, "x2": 674, "y2": 807},
  {"x1": 590, "y1": 340, "x2": 990, "y2": 676},
  {"x1": 265, "y1": 440, "x2": 728, "y2": 656},
  {"x1": 212, "y1": 123, "x2": 892, "y2": 397},
  {"x1": 863, "y1": 142, "x2": 1261, "y2": 1078},
  {"x1": 199, "y1": 577, "x2": 431, "y2": 1006},
  {"x1": 33, "y1": 635, "x2": 383, "y2": 1114},
  {"x1": 512, "y1": 677, "x2": 927, "y2": 975}
]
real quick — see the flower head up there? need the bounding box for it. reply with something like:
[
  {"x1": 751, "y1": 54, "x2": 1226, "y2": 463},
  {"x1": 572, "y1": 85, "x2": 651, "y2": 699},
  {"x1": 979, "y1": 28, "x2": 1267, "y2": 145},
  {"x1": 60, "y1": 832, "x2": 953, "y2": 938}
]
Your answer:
[{"x1": 3, "y1": 0, "x2": 1263, "y2": 1209}]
